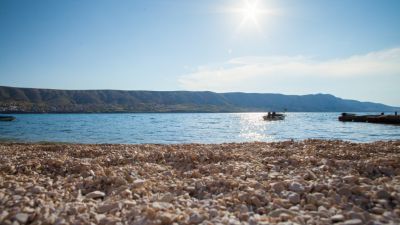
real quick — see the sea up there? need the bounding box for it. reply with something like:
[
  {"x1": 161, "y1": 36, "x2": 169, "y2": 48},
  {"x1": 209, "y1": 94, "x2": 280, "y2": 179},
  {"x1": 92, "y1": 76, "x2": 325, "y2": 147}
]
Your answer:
[{"x1": 0, "y1": 113, "x2": 399, "y2": 144}]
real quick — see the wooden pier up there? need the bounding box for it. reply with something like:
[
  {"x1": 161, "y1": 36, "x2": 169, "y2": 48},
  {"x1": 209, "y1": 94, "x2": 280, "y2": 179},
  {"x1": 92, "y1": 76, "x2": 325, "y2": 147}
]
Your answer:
[{"x1": 338, "y1": 113, "x2": 400, "y2": 125}]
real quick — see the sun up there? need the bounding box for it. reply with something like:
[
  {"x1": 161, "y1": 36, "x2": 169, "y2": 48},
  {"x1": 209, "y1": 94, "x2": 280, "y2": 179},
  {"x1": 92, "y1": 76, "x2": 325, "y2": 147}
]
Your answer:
[
  {"x1": 222, "y1": 0, "x2": 277, "y2": 32},
  {"x1": 242, "y1": 0, "x2": 260, "y2": 25},
  {"x1": 235, "y1": 0, "x2": 273, "y2": 31}
]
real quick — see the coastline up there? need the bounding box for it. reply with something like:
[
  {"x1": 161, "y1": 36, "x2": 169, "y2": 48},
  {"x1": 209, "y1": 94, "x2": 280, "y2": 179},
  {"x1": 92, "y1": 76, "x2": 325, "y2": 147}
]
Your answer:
[{"x1": 1, "y1": 140, "x2": 399, "y2": 224}]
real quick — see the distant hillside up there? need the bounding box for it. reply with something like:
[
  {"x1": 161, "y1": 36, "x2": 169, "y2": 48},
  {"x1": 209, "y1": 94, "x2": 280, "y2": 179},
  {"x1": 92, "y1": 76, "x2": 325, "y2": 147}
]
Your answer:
[{"x1": 0, "y1": 86, "x2": 398, "y2": 113}]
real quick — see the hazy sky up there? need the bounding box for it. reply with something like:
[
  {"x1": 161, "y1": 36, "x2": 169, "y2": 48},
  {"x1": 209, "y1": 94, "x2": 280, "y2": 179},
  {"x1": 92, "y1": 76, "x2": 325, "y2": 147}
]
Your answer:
[{"x1": 1, "y1": 0, "x2": 399, "y2": 105}]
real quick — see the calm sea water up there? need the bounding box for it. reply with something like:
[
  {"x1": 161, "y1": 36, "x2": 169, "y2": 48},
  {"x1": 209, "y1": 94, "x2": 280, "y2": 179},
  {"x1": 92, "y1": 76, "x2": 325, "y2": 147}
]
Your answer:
[{"x1": 0, "y1": 113, "x2": 399, "y2": 144}]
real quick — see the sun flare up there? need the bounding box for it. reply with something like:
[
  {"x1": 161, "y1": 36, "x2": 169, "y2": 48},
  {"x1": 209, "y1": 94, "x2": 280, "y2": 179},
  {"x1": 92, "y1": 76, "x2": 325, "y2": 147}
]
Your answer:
[
  {"x1": 242, "y1": 0, "x2": 260, "y2": 25},
  {"x1": 231, "y1": 0, "x2": 273, "y2": 31},
  {"x1": 221, "y1": 0, "x2": 277, "y2": 32}
]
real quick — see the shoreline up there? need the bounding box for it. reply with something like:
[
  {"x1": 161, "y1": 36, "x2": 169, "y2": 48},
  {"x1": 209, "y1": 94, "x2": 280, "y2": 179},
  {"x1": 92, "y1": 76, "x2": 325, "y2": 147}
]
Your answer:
[
  {"x1": 1, "y1": 138, "x2": 399, "y2": 145},
  {"x1": 1, "y1": 110, "x2": 396, "y2": 117},
  {"x1": 1, "y1": 140, "x2": 400, "y2": 224}
]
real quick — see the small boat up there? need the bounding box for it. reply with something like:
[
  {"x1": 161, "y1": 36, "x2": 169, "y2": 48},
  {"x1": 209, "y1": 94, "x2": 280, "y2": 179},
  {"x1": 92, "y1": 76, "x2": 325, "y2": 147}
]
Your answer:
[
  {"x1": 263, "y1": 112, "x2": 285, "y2": 121},
  {"x1": 338, "y1": 113, "x2": 400, "y2": 125},
  {"x1": 0, "y1": 116, "x2": 16, "y2": 121}
]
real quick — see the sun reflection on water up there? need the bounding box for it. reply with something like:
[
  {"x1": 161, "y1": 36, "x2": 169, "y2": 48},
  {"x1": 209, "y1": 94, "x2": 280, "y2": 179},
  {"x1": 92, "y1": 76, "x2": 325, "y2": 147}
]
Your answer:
[{"x1": 237, "y1": 113, "x2": 272, "y2": 141}]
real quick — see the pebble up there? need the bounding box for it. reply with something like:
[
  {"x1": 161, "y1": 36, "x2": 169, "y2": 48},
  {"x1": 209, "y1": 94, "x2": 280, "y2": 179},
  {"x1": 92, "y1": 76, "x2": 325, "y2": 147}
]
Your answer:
[
  {"x1": 159, "y1": 212, "x2": 174, "y2": 224},
  {"x1": 94, "y1": 214, "x2": 106, "y2": 223},
  {"x1": 269, "y1": 209, "x2": 297, "y2": 217},
  {"x1": 337, "y1": 187, "x2": 351, "y2": 197},
  {"x1": 271, "y1": 182, "x2": 285, "y2": 193},
  {"x1": 152, "y1": 202, "x2": 173, "y2": 210},
  {"x1": 371, "y1": 207, "x2": 385, "y2": 215},
  {"x1": 0, "y1": 141, "x2": 399, "y2": 225},
  {"x1": 99, "y1": 216, "x2": 120, "y2": 225},
  {"x1": 14, "y1": 187, "x2": 25, "y2": 195},
  {"x1": 161, "y1": 193, "x2": 174, "y2": 202},
  {"x1": 288, "y1": 182, "x2": 304, "y2": 193},
  {"x1": 344, "y1": 219, "x2": 363, "y2": 225},
  {"x1": 288, "y1": 192, "x2": 300, "y2": 204},
  {"x1": 375, "y1": 189, "x2": 391, "y2": 199},
  {"x1": 0, "y1": 211, "x2": 9, "y2": 221},
  {"x1": 15, "y1": 213, "x2": 29, "y2": 224},
  {"x1": 119, "y1": 189, "x2": 131, "y2": 198},
  {"x1": 132, "y1": 179, "x2": 146, "y2": 188},
  {"x1": 331, "y1": 214, "x2": 344, "y2": 222},
  {"x1": 97, "y1": 202, "x2": 121, "y2": 213},
  {"x1": 189, "y1": 212, "x2": 204, "y2": 224},
  {"x1": 343, "y1": 175, "x2": 357, "y2": 183},
  {"x1": 209, "y1": 209, "x2": 219, "y2": 218},
  {"x1": 86, "y1": 191, "x2": 106, "y2": 199},
  {"x1": 31, "y1": 186, "x2": 45, "y2": 194}
]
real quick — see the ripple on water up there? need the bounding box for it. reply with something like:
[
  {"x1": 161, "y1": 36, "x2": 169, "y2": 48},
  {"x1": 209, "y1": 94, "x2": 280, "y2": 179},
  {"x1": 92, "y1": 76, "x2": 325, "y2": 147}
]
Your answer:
[{"x1": 0, "y1": 113, "x2": 399, "y2": 143}]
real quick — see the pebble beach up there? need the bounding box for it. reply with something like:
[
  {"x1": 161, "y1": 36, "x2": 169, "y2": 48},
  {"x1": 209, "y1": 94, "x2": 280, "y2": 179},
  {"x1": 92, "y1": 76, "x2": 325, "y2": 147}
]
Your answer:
[{"x1": 1, "y1": 140, "x2": 400, "y2": 225}]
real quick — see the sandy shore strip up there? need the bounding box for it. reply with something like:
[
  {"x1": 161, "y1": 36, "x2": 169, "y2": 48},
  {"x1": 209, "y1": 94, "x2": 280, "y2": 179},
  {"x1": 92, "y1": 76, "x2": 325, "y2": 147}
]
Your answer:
[{"x1": 1, "y1": 140, "x2": 400, "y2": 225}]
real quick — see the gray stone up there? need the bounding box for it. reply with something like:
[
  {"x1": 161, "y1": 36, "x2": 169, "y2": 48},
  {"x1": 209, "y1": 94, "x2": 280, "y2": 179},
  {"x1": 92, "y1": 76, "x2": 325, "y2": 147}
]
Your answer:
[
  {"x1": 14, "y1": 187, "x2": 26, "y2": 195},
  {"x1": 97, "y1": 202, "x2": 121, "y2": 213},
  {"x1": 209, "y1": 209, "x2": 219, "y2": 218},
  {"x1": 289, "y1": 182, "x2": 305, "y2": 193},
  {"x1": 375, "y1": 190, "x2": 391, "y2": 199},
  {"x1": 31, "y1": 186, "x2": 45, "y2": 194},
  {"x1": 288, "y1": 192, "x2": 300, "y2": 204},
  {"x1": 15, "y1": 213, "x2": 29, "y2": 224},
  {"x1": 269, "y1": 209, "x2": 297, "y2": 217},
  {"x1": 189, "y1": 212, "x2": 204, "y2": 224}
]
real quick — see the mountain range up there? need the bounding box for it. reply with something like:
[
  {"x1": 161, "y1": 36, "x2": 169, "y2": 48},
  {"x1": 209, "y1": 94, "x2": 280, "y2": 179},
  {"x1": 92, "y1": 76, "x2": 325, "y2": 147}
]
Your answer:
[{"x1": 0, "y1": 86, "x2": 398, "y2": 113}]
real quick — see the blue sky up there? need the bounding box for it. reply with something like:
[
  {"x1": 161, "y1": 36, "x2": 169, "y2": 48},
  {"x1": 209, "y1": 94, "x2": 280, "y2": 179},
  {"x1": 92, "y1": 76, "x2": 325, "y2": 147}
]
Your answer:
[{"x1": 0, "y1": 0, "x2": 399, "y2": 105}]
